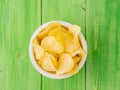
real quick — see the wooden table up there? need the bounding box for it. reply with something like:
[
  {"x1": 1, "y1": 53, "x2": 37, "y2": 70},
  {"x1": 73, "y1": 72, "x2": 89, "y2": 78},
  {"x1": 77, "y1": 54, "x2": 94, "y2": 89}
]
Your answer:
[{"x1": 0, "y1": 0, "x2": 120, "y2": 90}]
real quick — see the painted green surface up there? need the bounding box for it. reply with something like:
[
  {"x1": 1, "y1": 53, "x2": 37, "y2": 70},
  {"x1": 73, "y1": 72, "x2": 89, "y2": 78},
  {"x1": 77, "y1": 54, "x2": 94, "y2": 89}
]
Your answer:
[
  {"x1": 86, "y1": 0, "x2": 120, "y2": 90},
  {"x1": 0, "y1": 0, "x2": 41, "y2": 90},
  {"x1": 0, "y1": 0, "x2": 120, "y2": 90}
]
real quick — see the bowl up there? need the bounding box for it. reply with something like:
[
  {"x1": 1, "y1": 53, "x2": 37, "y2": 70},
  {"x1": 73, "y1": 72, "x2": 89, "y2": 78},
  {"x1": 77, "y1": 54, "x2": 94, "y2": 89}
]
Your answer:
[{"x1": 29, "y1": 21, "x2": 87, "y2": 79}]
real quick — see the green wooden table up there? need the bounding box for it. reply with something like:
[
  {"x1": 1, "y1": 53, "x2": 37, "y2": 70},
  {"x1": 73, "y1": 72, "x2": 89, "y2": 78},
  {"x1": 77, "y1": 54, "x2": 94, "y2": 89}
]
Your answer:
[{"x1": 0, "y1": 0, "x2": 120, "y2": 90}]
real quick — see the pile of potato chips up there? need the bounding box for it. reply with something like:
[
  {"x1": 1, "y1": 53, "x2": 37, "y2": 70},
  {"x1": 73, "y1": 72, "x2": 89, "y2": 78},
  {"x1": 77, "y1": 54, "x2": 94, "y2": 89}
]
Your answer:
[{"x1": 32, "y1": 22, "x2": 86, "y2": 75}]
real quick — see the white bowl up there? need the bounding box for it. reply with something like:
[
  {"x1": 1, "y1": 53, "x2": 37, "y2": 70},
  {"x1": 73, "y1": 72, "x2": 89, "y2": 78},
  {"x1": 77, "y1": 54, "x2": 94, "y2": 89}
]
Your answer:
[{"x1": 29, "y1": 21, "x2": 87, "y2": 79}]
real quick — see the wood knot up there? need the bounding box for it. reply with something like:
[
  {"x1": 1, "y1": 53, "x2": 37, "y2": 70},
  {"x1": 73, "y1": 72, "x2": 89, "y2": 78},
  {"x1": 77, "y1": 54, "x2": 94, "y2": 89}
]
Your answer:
[{"x1": 80, "y1": 1, "x2": 86, "y2": 10}]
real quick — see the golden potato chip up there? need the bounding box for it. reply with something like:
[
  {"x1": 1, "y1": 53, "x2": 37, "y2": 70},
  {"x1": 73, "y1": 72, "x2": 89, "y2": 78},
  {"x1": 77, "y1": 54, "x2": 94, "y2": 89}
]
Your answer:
[
  {"x1": 69, "y1": 25, "x2": 81, "y2": 36},
  {"x1": 48, "y1": 26, "x2": 80, "y2": 53},
  {"x1": 37, "y1": 22, "x2": 61, "y2": 40},
  {"x1": 52, "y1": 53, "x2": 59, "y2": 58},
  {"x1": 70, "y1": 47, "x2": 84, "y2": 57},
  {"x1": 46, "y1": 22, "x2": 61, "y2": 30},
  {"x1": 46, "y1": 53, "x2": 58, "y2": 67},
  {"x1": 33, "y1": 38, "x2": 44, "y2": 60},
  {"x1": 33, "y1": 38, "x2": 39, "y2": 45},
  {"x1": 73, "y1": 35, "x2": 80, "y2": 44},
  {"x1": 67, "y1": 63, "x2": 78, "y2": 75},
  {"x1": 41, "y1": 36, "x2": 64, "y2": 53},
  {"x1": 40, "y1": 58, "x2": 57, "y2": 72},
  {"x1": 69, "y1": 25, "x2": 81, "y2": 43},
  {"x1": 56, "y1": 54, "x2": 74, "y2": 75},
  {"x1": 38, "y1": 52, "x2": 57, "y2": 72},
  {"x1": 38, "y1": 52, "x2": 57, "y2": 66},
  {"x1": 64, "y1": 32, "x2": 80, "y2": 53},
  {"x1": 48, "y1": 27, "x2": 68, "y2": 45},
  {"x1": 71, "y1": 47, "x2": 86, "y2": 63},
  {"x1": 73, "y1": 55, "x2": 82, "y2": 63}
]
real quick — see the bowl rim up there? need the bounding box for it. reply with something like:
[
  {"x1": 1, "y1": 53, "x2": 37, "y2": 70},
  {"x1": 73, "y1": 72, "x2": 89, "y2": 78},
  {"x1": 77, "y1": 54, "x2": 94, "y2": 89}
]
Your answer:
[{"x1": 29, "y1": 21, "x2": 87, "y2": 79}]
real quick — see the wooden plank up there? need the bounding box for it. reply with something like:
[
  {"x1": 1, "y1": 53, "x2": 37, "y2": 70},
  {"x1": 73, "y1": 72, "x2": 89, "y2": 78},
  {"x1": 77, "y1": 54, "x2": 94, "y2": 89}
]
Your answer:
[
  {"x1": 42, "y1": 0, "x2": 86, "y2": 90},
  {"x1": 86, "y1": 0, "x2": 120, "y2": 90},
  {"x1": 0, "y1": 0, "x2": 42, "y2": 90}
]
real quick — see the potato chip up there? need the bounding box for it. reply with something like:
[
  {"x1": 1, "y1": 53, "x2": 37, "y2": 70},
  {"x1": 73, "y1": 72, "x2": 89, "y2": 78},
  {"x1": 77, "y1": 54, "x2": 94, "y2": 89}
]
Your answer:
[
  {"x1": 33, "y1": 38, "x2": 39, "y2": 45},
  {"x1": 40, "y1": 58, "x2": 57, "y2": 72},
  {"x1": 69, "y1": 25, "x2": 81, "y2": 36},
  {"x1": 64, "y1": 32, "x2": 80, "y2": 53},
  {"x1": 73, "y1": 55, "x2": 82, "y2": 63},
  {"x1": 41, "y1": 36, "x2": 64, "y2": 53},
  {"x1": 48, "y1": 26, "x2": 80, "y2": 53},
  {"x1": 48, "y1": 27, "x2": 68, "y2": 45},
  {"x1": 37, "y1": 22, "x2": 61, "y2": 40},
  {"x1": 46, "y1": 53, "x2": 58, "y2": 67},
  {"x1": 69, "y1": 25, "x2": 81, "y2": 43},
  {"x1": 71, "y1": 47, "x2": 86, "y2": 63},
  {"x1": 70, "y1": 47, "x2": 84, "y2": 57},
  {"x1": 33, "y1": 38, "x2": 44, "y2": 60},
  {"x1": 38, "y1": 52, "x2": 57, "y2": 72},
  {"x1": 56, "y1": 54, "x2": 74, "y2": 75},
  {"x1": 52, "y1": 53, "x2": 59, "y2": 58},
  {"x1": 67, "y1": 63, "x2": 78, "y2": 75},
  {"x1": 46, "y1": 22, "x2": 61, "y2": 30}
]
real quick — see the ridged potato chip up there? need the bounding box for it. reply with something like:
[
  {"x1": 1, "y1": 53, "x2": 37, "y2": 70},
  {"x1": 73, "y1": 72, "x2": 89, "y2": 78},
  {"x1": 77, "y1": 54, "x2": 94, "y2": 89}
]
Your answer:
[
  {"x1": 38, "y1": 52, "x2": 57, "y2": 72},
  {"x1": 56, "y1": 54, "x2": 74, "y2": 75},
  {"x1": 41, "y1": 36, "x2": 64, "y2": 53},
  {"x1": 37, "y1": 22, "x2": 61, "y2": 40},
  {"x1": 33, "y1": 38, "x2": 44, "y2": 60}
]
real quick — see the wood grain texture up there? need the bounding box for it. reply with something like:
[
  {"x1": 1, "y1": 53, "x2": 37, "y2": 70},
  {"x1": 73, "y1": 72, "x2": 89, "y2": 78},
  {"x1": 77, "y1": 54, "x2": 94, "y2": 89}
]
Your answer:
[
  {"x1": 0, "y1": 0, "x2": 41, "y2": 90},
  {"x1": 1, "y1": 0, "x2": 120, "y2": 90},
  {"x1": 41, "y1": 0, "x2": 86, "y2": 90},
  {"x1": 86, "y1": 0, "x2": 120, "y2": 90}
]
